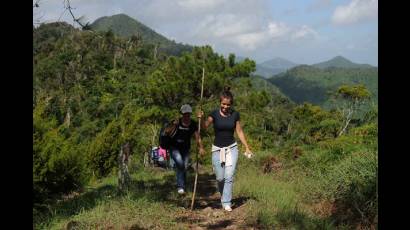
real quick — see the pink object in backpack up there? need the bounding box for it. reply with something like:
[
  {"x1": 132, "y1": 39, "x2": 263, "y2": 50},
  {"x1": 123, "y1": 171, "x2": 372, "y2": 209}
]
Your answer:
[{"x1": 158, "y1": 146, "x2": 168, "y2": 159}]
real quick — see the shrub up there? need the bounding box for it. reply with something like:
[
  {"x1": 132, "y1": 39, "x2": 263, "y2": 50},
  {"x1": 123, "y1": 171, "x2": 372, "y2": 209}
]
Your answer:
[
  {"x1": 289, "y1": 103, "x2": 342, "y2": 144},
  {"x1": 33, "y1": 129, "x2": 88, "y2": 202},
  {"x1": 328, "y1": 151, "x2": 377, "y2": 227},
  {"x1": 33, "y1": 100, "x2": 89, "y2": 202},
  {"x1": 87, "y1": 121, "x2": 122, "y2": 178}
]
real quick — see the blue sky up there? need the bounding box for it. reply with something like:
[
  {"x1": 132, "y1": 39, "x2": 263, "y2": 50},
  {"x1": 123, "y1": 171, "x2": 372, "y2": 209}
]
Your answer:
[{"x1": 33, "y1": 0, "x2": 378, "y2": 66}]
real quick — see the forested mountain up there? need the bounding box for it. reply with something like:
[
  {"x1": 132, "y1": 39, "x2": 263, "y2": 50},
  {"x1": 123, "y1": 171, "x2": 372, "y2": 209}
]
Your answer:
[
  {"x1": 253, "y1": 57, "x2": 298, "y2": 78},
  {"x1": 268, "y1": 65, "x2": 378, "y2": 106},
  {"x1": 33, "y1": 21, "x2": 268, "y2": 200},
  {"x1": 33, "y1": 20, "x2": 377, "y2": 229},
  {"x1": 312, "y1": 56, "x2": 374, "y2": 69},
  {"x1": 249, "y1": 76, "x2": 290, "y2": 101},
  {"x1": 89, "y1": 14, "x2": 193, "y2": 56}
]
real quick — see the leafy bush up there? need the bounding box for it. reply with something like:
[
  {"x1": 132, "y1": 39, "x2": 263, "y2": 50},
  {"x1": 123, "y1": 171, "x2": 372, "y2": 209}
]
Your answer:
[
  {"x1": 326, "y1": 150, "x2": 377, "y2": 227},
  {"x1": 289, "y1": 103, "x2": 342, "y2": 144},
  {"x1": 87, "y1": 121, "x2": 122, "y2": 178},
  {"x1": 34, "y1": 98, "x2": 89, "y2": 202},
  {"x1": 33, "y1": 129, "x2": 88, "y2": 202},
  {"x1": 300, "y1": 128, "x2": 378, "y2": 227}
]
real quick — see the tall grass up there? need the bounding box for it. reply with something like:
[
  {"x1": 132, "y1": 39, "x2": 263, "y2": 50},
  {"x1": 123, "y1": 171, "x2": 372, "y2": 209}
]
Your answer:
[
  {"x1": 33, "y1": 169, "x2": 189, "y2": 229},
  {"x1": 235, "y1": 151, "x2": 335, "y2": 229},
  {"x1": 233, "y1": 123, "x2": 377, "y2": 229},
  {"x1": 34, "y1": 124, "x2": 377, "y2": 229}
]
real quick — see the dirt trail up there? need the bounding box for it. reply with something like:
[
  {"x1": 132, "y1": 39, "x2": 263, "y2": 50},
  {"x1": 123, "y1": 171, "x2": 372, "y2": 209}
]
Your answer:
[{"x1": 173, "y1": 168, "x2": 256, "y2": 230}]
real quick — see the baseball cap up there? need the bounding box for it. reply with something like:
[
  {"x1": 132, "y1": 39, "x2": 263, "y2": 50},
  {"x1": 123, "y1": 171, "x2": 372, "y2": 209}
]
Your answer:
[{"x1": 180, "y1": 104, "x2": 192, "y2": 114}]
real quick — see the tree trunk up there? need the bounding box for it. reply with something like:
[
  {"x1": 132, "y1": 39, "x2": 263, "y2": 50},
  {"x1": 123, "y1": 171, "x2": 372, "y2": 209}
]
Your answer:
[
  {"x1": 64, "y1": 108, "x2": 71, "y2": 128},
  {"x1": 153, "y1": 43, "x2": 158, "y2": 61},
  {"x1": 338, "y1": 109, "x2": 353, "y2": 137},
  {"x1": 118, "y1": 143, "x2": 131, "y2": 192},
  {"x1": 113, "y1": 51, "x2": 117, "y2": 69}
]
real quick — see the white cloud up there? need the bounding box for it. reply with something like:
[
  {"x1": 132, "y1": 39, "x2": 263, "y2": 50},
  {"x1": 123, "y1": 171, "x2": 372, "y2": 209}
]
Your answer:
[
  {"x1": 291, "y1": 25, "x2": 319, "y2": 41},
  {"x1": 192, "y1": 13, "x2": 319, "y2": 51},
  {"x1": 195, "y1": 14, "x2": 259, "y2": 38},
  {"x1": 176, "y1": 0, "x2": 225, "y2": 10},
  {"x1": 232, "y1": 32, "x2": 267, "y2": 50},
  {"x1": 267, "y1": 22, "x2": 290, "y2": 38},
  {"x1": 332, "y1": 0, "x2": 378, "y2": 25},
  {"x1": 36, "y1": 0, "x2": 378, "y2": 65}
]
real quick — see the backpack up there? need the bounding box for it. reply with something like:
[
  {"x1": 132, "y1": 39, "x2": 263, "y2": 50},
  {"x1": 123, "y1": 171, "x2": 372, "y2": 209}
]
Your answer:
[
  {"x1": 159, "y1": 119, "x2": 178, "y2": 150},
  {"x1": 150, "y1": 146, "x2": 168, "y2": 167}
]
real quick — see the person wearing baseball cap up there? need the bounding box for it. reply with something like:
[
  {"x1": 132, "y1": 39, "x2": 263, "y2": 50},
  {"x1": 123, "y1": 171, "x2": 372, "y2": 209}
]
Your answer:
[{"x1": 169, "y1": 104, "x2": 205, "y2": 194}]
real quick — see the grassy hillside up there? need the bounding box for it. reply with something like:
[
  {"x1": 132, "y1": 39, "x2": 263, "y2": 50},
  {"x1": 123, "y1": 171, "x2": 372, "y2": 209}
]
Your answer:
[
  {"x1": 33, "y1": 21, "x2": 377, "y2": 229},
  {"x1": 34, "y1": 123, "x2": 377, "y2": 229}
]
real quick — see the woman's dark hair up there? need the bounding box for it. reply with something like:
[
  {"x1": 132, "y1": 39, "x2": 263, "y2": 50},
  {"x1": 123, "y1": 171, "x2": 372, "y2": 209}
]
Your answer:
[{"x1": 220, "y1": 86, "x2": 233, "y2": 104}]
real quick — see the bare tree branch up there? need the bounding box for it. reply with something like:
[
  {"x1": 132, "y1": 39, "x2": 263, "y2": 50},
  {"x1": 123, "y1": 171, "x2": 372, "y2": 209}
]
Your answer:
[
  {"x1": 33, "y1": 1, "x2": 45, "y2": 25},
  {"x1": 58, "y1": 8, "x2": 68, "y2": 22},
  {"x1": 33, "y1": 0, "x2": 40, "y2": 8},
  {"x1": 64, "y1": 0, "x2": 90, "y2": 29}
]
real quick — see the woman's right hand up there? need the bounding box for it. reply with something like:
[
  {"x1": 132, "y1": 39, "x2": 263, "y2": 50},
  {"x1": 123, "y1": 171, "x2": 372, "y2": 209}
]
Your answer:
[
  {"x1": 244, "y1": 148, "x2": 254, "y2": 159},
  {"x1": 197, "y1": 110, "x2": 204, "y2": 119},
  {"x1": 199, "y1": 147, "x2": 205, "y2": 156}
]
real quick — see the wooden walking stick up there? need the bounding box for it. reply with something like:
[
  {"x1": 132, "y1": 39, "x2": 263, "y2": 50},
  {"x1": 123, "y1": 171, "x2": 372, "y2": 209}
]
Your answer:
[{"x1": 190, "y1": 66, "x2": 205, "y2": 210}]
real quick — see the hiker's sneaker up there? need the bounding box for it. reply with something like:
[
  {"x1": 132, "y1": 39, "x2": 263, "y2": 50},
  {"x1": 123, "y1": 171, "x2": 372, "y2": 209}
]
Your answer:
[
  {"x1": 223, "y1": 205, "x2": 232, "y2": 212},
  {"x1": 177, "y1": 188, "x2": 185, "y2": 194}
]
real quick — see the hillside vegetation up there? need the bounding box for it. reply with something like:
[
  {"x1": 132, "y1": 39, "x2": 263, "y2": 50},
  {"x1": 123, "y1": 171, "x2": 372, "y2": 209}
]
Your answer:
[
  {"x1": 33, "y1": 21, "x2": 377, "y2": 229},
  {"x1": 90, "y1": 14, "x2": 193, "y2": 56},
  {"x1": 312, "y1": 56, "x2": 374, "y2": 69},
  {"x1": 268, "y1": 65, "x2": 378, "y2": 107},
  {"x1": 253, "y1": 57, "x2": 298, "y2": 78}
]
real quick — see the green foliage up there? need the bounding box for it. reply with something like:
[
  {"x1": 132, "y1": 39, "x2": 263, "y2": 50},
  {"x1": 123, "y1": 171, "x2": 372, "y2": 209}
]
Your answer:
[
  {"x1": 331, "y1": 84, "x2": 373, "y2": 135},
  {"x1": 292, "y1": 123, "x2": 378, "y2": 227},
  {"x1": 312, "y1": 56, "x2": 375, "y2": 69},
  {"x1": 362, "y1": 103, "x2": 378, "y2": 124},
  {"x1": 308, "y1": 146, "x2": 377, "y2": 226},
  {"x1": 34, "y1": 20, "x2": 377, "y2": 229},
  {"x1": 34, "y1": 99, "x2": 88, "y2": 202},
  {"x1": 268, "y1": 65, "x2": 378, "y2": 107},
  {"x1": 288, "y1": 103, "x2": 342, "y2": 144},
  {"x1": 249, "y1": 75, "x2": 288, "y2": 98},
  {"x1": 87, "y1": 121, "x2": 122, "y2": 178},
  {"x1": 33, "y1": 22, "x2": 76, "y2": 56},
  {"x1": 253, "y1": 57, "x2": 298, "y2": 78},
  {"x1": 228, "y1": 53, "x2": 235, "y2": 67},
  {"x1": 230, "y1": 57, "x2": 256, "y2": 78},
  {"x1": 335, "y1": 84, "x2": 371, "y2": 101},
  {"x1": 89, "y1": 14, "x2": 193, "y2": 56}
]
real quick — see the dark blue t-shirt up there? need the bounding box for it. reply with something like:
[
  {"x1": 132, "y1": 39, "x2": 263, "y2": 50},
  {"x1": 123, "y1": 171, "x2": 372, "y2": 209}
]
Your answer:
[{"x1": 210, "y1": 109, "x2": 240, "y2": 147}]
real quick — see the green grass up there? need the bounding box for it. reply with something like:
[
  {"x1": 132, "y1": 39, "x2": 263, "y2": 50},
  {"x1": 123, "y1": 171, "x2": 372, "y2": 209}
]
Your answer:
[
  {"x1": 234, "y1": 151, "x2": 335, "y2": 229},
  {"x1": 33, "y1": 169, "x2": 190, "y2": 229},
  {"x1": 34, "y1": 128, "x2": 377, "y2": 229},
  {"x1": 232, "y1": 127, "x2": 377, "y2": 229}
]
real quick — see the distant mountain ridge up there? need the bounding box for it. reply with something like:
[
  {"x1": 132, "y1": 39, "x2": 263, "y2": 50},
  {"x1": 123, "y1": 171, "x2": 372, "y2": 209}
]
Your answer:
[
  {"x1": 312, "y1": 56, "x2": 374, "y2": 69},
  {"x1": 259, "y1": 57, "x2": 298, "y2": 69},
  {"x1": 267, "y1": 64, "x2": 378, "y2": 107},
  {"x1": 90, "y1": 14, "x2": 192, "y2": 56},
  {"x1": 253, "y1": 57, "x2": 298, "y2": 78}
]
